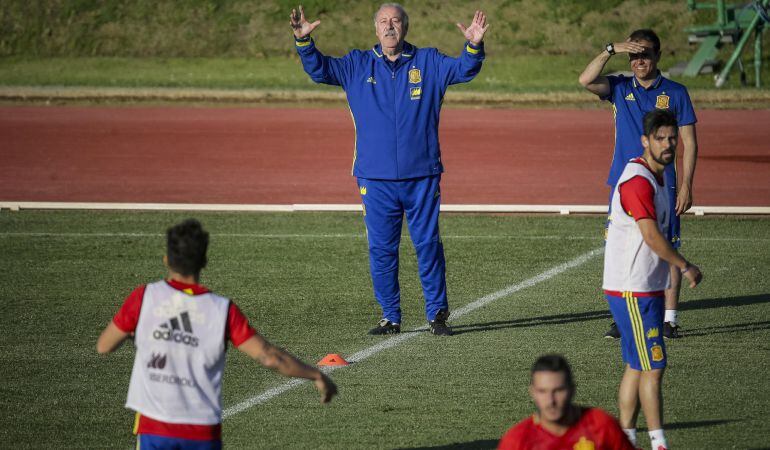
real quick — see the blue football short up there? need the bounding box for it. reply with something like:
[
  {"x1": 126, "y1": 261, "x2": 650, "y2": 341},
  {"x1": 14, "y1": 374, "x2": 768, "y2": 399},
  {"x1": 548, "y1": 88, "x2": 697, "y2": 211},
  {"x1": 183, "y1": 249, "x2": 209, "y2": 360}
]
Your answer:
[
  {"x1": 606, "y1": 292, "x2": 667, "y2": 371},
  {"x1": 136, "y1": 434, "x2": 222, "y2": 450}
]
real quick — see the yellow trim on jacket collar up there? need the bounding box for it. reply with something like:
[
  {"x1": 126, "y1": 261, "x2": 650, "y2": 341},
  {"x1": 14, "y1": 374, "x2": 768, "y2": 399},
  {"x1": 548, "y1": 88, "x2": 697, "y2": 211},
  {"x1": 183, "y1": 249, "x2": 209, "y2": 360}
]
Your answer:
[{"x1": 371, "y1": 42, "x2": 415, "y2": 59}]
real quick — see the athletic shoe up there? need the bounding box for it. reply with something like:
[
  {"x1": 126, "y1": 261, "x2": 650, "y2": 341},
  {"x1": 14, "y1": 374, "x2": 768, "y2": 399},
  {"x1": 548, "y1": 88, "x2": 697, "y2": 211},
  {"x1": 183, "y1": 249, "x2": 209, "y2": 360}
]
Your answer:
[
  {"x1": 663, "y1": 321, "x2": 681, "y2": 339},
  {"x1": 368, "y1": 319, "x2": 400, "y2": 335},
  {"x1": 429, "y1": 309, "x2": 452, "y2": 336},
  {"x1": 604, "y1": 321, "x2": 620, "y2": 339}
]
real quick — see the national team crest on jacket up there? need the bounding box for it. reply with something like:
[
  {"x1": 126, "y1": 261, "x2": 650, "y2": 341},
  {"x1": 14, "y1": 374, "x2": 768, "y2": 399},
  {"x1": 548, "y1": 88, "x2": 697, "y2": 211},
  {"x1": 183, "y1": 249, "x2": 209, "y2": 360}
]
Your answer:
[
  {"x1": 655, "y1": 94, "x2": 670, "y2": 109},
  {"x1": 408, "y1": 68, "x2": 421, "y2": 84}
]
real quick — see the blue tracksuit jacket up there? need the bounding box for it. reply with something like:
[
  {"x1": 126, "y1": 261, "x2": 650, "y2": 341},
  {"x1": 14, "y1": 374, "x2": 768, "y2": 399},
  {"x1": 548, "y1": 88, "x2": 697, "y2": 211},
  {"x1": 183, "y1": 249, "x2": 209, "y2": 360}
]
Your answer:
[{"x1": 295, "y1": 39, "x2": 485, "y2": 180}]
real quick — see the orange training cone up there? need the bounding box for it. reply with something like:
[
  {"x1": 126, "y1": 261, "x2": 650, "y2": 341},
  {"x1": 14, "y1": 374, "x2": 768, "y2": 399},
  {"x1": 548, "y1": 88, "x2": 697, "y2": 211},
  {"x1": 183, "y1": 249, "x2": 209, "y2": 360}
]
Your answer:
[{"x1": 317, "y1": 353, "x2": 349, "y2": 366}]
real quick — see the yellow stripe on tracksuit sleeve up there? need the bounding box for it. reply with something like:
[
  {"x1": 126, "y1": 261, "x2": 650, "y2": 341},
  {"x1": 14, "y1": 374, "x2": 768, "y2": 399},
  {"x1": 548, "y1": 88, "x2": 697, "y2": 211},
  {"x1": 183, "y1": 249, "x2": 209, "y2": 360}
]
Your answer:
[
  {"x1": 348, "y1": 105, "x2": 357, "y2": 176},
  {"x1": 626, "y1": 292, "x2": 651, "y2": 371}
]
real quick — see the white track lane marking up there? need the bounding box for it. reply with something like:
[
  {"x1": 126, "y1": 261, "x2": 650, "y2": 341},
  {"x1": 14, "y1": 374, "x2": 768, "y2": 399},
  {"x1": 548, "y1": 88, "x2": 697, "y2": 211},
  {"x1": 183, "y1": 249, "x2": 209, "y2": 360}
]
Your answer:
[{"x1": 221, "y1": 246, "x2": 604, "y2": 419}]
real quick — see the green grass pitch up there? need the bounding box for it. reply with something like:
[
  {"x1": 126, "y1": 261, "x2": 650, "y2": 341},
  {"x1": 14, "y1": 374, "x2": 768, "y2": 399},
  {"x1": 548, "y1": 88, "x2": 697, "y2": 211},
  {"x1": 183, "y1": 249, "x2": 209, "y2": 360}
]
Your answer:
[{"x1": 0, "y1": 211, "x2": 768, "y2": 449}]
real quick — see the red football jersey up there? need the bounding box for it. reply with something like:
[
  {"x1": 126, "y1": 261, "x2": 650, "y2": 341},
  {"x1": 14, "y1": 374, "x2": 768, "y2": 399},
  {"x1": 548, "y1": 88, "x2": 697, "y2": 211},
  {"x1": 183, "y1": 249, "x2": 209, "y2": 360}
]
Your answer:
[{"x1": 498, "y1": 407, "x2": 634, "y2": 450}]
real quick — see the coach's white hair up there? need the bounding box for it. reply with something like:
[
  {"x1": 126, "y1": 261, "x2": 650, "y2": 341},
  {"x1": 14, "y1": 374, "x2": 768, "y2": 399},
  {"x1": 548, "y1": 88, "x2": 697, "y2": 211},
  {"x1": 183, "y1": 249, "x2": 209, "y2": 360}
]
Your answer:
[{"x1": 373, "y1": 3, "x2": 409, "y2": 32}]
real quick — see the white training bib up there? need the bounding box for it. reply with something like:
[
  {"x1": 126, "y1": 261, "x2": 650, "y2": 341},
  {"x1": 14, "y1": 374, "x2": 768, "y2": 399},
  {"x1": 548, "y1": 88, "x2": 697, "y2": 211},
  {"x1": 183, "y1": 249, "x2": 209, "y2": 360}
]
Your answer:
[
  {"x1": 603, "y1": 160, "x2": 671, "y2": 293},
  {"x1": 126, "y1": 281, "x2": 230, "y2": 425}
]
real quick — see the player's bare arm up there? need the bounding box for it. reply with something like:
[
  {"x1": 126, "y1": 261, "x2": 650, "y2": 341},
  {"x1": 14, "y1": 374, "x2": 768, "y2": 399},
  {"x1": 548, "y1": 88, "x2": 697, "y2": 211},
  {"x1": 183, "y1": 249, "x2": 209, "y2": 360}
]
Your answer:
[
  {"x1": 237, "y1": 333, "x2": 338, "y2": 403},
  {"x1": 676, "y1": 124, "x2": 698, "y2": 215},
  {"x1": 456, "y1": 10, "x2": 489, "y2": 46},
  {"x1": 96, "y1": 321, "x2": 130, "y2": 354},
  {"x1": 290, "y1": 5, "x2": 320, "y2": 39},
  {"x1": 579, "y1": 40, "x2": 648, "y2": 97},
  {"x1": 636, "y1": 218, "x2": 702, "y2": 287}
]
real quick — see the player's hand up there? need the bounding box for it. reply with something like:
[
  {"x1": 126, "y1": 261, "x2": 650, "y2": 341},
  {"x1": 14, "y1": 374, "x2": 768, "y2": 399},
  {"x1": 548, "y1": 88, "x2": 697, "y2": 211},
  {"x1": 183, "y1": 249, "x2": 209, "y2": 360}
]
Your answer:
[
  {"x1": 315, "y1": 372, "x2": 337, "y2": 404},
  {"x1": 456, "y1": 10, "x2": 489, "y2": 46},
  {"x1": 676, "y1": 185, "x2": 693, "y2": 215},
  {"x1": 682, "y1": 263, "x2": 702, "y2": 288},
  {"x1": 290, "y1": 5, "x2": 320, "y2": 39},
  {"x1": 612, "y1": 40, "x2": 648, "y2": 55}
]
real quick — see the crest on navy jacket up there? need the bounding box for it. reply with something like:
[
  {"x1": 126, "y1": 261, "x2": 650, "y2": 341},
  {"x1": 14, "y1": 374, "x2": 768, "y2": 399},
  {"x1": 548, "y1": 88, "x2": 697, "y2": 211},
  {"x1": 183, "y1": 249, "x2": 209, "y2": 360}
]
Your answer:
[{"x1": 409, "y1": 68, "x2": 422, "y2": 84}]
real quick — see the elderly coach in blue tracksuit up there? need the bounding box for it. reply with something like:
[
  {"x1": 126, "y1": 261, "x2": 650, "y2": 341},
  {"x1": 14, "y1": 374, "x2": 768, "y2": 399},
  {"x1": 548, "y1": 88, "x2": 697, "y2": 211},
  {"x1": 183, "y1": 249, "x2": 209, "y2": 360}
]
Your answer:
[{"x1": 290, "y1": 3, "x2": 488, "y2": 336}]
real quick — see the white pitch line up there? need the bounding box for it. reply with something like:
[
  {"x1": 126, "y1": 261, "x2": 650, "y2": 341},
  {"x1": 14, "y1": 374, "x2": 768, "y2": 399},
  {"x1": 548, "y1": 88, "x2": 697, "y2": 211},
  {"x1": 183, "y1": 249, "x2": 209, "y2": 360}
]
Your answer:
[
  {"x1": 2, "y1": 201, "x2": 769, "y2": 215},
  {"x1": 0, "y1": 232, "x2": 766, "y2": 242},
  {"x1": 221, "y1": 246, "x2": 604, "y2": 419}
]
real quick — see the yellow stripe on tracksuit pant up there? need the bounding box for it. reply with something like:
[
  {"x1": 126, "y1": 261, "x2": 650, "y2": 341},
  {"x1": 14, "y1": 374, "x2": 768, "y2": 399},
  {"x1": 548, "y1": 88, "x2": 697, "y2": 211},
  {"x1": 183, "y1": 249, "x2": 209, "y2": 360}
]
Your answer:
[{"x1": 625, "y1": 291, "x2": 652, "y2": 371}]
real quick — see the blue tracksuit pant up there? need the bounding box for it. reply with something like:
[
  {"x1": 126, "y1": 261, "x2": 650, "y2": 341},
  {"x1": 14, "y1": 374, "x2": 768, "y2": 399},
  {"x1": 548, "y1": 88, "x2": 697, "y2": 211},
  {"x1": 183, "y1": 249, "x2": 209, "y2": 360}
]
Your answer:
[{"x1": 357, "y1": 175, "x2": 448, "y2": 324}]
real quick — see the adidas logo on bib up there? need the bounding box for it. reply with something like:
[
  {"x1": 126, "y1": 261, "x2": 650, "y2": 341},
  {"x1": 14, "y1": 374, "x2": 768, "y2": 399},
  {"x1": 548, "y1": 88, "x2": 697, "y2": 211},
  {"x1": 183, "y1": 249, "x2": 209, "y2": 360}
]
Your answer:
[{"x1": 153, "y1": 311, "x2": 199, "y2": 347}]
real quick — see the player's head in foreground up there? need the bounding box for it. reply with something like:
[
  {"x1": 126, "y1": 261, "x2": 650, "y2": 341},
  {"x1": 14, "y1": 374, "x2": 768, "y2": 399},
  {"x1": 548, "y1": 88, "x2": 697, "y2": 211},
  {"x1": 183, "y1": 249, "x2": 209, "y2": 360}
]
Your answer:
[
  {"x1": 627, "y1": 29, "x2": 661, "y2": 81},
  {"x1": 529, "y1": 354, "x2": 576, "y2": 424},
  {"x1": 164, "y1": 218, "x2": 209, "y2": 282},
  {"x1": 374, "y1": 3, "x2": 409, "y2": 51},
  {"x1": 641, "y1": 109, "x2": 679, "y2": 168}
]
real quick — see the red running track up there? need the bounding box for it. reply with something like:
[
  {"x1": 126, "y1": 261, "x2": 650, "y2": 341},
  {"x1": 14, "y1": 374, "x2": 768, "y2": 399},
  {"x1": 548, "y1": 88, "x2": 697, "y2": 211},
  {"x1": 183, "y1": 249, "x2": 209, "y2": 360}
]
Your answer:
[{"x1": 1, "y1": 106, "x2": 768, "y2": 206}]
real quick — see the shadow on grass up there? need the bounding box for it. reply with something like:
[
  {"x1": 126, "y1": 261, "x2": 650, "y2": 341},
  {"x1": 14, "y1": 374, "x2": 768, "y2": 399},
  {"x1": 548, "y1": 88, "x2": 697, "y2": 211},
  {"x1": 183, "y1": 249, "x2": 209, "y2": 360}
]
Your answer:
[
  {"x1": 682, "y1": 320, "x2": 770, "y2": 336},
  {"x1": 680, "y1": 293, "x2": 770, "y2": 311},
  {"x1": 639, "y1": 418, "x2": 738, "y2": 431},
  {"x1": 451, "y1": 310, "x2": 611, "y2": 336},
  {"x1": 450, "y1": 294, "x2": 770, "y2": 336},
  {"x1": 397, "y1": 439, "x2": 498, "y2": 450}
]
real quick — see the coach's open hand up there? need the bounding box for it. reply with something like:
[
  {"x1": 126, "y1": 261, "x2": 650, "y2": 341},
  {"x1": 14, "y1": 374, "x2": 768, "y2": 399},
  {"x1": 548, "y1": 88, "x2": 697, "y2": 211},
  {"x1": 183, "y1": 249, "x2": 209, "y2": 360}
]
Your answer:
[
  {"x1": 456, "y1": 10, "x2": 489, "y2": 46},
  {"x1": 610, "y1": 39, "x2": 648, "y2": 56},
  {"x1": 290, "y1": 5, "x2": 320, "y2": 39}
]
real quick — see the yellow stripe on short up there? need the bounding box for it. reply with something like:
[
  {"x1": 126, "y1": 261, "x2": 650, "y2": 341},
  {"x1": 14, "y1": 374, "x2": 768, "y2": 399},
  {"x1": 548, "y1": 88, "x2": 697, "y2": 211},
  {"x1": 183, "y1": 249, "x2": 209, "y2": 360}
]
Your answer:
[
  {"x1": 623, "y1": 292, "x2": 648, "y2": 370},
  {"x1": 634, "y1": 295, "x2": 651, "y2": 370},
  {"x1": 626, "y1": 292, "x2": 651, "y2": 370}
]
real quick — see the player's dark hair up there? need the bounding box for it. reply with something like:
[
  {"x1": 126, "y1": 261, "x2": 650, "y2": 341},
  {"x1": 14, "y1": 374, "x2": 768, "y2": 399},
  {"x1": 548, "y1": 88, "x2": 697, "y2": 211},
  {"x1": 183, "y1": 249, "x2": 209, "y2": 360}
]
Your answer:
[
  {"x1": 643, "y1": 109, "x2": 678, "y2": 137},
  {"x1": 531, "y1": 354, "x2": 574, "y2": 387},
  {"x1": 628, "y1": 29, "x2": 661, "y2": 54},
  {"x1": 166, "y1": 219, "x2": 209, "y2": 277}
]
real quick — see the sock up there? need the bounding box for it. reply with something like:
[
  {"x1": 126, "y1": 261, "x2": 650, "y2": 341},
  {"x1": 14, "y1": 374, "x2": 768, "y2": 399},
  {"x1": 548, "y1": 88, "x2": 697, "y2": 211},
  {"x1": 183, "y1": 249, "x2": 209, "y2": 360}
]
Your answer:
[
  {"x1": 664, "y1": 309, "x2": 677, "y2": 325},
  {"x1": 623, "y1": 428, "x2": 637, "y2": 446},
  {"x1": 649, "y1": 429, "x2": 667, "y2": 449}
]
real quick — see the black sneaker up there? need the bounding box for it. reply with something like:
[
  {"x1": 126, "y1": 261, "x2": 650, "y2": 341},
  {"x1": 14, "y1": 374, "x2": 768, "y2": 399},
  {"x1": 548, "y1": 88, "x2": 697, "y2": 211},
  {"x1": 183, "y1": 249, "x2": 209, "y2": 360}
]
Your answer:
[
  {"x1": 663, "y1": 321, "x2": 681, "y2": 339},
  {"x1": 368, "y1": 319, "x2": 400, "y2": 335},
  {"x1": 604, "y1": 321, "x2": 620, "y2": 339},
  {"x1": 429, "y1": 309, "x2": 452, "y2": 336}
]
